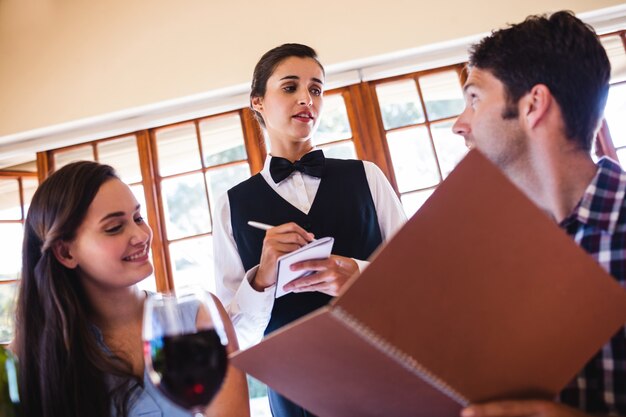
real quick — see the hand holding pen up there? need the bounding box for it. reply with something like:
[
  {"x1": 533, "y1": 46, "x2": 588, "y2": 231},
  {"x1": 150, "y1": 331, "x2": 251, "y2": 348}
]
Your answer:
[
  {"x1": 248, "y1": 221, "x2": 315, "y2": 291},
  {"x1": 247, "y1": 221, "x2": 358, "y2": 296}
]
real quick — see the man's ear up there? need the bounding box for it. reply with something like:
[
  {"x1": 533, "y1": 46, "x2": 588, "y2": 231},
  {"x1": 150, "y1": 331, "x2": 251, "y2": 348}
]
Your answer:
[
  {"x1": 52, "y1": 240, "x2": 78, "y2": 269},
  {"x1": 251, "y1": 96, "x2": 264, "y2": 112},
  {"x1": 523, "y1": 84, "x2": 552, "y2": 130}
]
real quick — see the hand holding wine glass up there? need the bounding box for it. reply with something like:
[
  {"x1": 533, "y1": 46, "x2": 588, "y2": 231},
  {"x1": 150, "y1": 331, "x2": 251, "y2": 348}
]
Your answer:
[{"x1": 143, "y1": 288, "x2": 229, "y2": 415}]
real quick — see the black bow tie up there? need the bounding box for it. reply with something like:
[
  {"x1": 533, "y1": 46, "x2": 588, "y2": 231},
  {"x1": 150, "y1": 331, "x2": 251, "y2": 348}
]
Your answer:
[{"x1": 269, "y1": 150, "x2": 326, "y2": 184}]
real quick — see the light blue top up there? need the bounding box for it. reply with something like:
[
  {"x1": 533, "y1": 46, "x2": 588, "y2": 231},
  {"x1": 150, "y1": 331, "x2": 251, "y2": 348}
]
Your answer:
[
  {"x1": 92, "y1": 298, "x2": 200, "y2": 417},
  {"x1": 125, "y1": 372, "x2": 193, "y2": 417}
]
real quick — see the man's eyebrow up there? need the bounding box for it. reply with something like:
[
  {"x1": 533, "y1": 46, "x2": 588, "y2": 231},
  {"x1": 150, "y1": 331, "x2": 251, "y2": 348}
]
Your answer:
[{"x1": 99, "y1": 204, "x2": 141, "y2": 223}]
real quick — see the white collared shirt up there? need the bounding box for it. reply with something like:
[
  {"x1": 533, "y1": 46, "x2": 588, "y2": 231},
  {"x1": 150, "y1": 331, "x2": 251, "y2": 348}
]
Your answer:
[{"x1": 213, "y1": 152, "x2": 407, "y2": 348}]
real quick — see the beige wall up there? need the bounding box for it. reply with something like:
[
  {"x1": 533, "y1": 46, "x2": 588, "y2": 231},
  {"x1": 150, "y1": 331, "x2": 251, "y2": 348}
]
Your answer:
[{"x1": 0, "y1": 0, "x2": 624, "y2": 137}]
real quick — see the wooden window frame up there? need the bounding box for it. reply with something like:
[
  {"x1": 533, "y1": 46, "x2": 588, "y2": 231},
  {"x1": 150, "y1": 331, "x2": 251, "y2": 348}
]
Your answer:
[
  {"x1": 595, "y1": 30, "x2": 626, "y2": 160},
  {"x1": 0, "y1": 171, "x2": 38, "y2": 289},
  {"x1": 32, "y1": 63, "x2": 469, "y2": 292},
  {"x1": 360, "y1": 63, "x2": 466, "y2": 196},
  {"x1": 148, "y1": 109, "x2": 264, "y2": 291},
  {"x1": 30, "y1": 39, "x2": 624, "y2": 291}
]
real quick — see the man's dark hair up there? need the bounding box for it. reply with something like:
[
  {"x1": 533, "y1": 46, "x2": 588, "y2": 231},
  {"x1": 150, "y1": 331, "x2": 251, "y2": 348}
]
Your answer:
[
  {"x1": 250, "y1": 43, "x2": 324, "y2": 127},
  {"x1": 469, "y1": 10, "x2": 610, "y2": 151}
]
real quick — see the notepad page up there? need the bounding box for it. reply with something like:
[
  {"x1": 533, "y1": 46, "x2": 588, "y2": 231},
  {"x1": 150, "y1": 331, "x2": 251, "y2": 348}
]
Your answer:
[{"x1": 275, "y1": 236, "x2": 334, "y2": 298}]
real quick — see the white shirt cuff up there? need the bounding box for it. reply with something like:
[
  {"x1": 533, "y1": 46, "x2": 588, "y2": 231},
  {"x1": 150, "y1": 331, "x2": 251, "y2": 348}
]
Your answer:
[
  {"x1": 235, "y1": 265, "x2": 275, "y2": 315},
  {"x1": 354, "y1": 258, "x2": 370, "y2": 273}
]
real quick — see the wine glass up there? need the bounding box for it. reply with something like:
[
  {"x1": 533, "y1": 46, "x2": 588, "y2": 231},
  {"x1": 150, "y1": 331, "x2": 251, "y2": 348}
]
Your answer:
[{"x1": 143, "y1": 288, "x2": 229, "y2": 415}]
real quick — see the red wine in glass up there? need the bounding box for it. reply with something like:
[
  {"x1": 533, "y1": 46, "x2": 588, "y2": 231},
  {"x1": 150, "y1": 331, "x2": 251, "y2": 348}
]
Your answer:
[
  {"x1": 144, "y1": 289, "x2": 229, "y2": 414},
  {"x1": 149, "y1": 329, "x2": 228, "y2": 409}
]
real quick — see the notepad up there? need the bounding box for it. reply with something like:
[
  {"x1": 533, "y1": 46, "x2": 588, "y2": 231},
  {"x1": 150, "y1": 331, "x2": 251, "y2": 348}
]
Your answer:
[
  {"x1": 275, "y1": 236, "x2": 335, "y2": 298},
  {"x1": 232, "y1": 150, "x2": 626, "y2": 417}
]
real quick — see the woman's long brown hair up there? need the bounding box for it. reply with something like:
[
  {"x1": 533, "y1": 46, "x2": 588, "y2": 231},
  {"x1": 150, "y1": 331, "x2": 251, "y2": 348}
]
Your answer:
[{"x1": 15, "y1": 161, "x2": 138, "y2": 417}]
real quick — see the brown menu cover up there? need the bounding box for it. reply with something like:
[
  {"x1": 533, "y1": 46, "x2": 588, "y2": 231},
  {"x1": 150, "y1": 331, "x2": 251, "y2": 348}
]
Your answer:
[{"x1": 231, "y1": 150, "x2": 626, "y2": 417}]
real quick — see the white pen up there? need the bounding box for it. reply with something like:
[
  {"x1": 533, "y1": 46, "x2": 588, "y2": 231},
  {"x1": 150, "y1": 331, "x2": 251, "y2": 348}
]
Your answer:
[
  {"x1": 247, "y1": 221, "x2": 274, "y2": 231},
  {"x1": 248, "y1": 221, "x2": 316, "y2": 241}
]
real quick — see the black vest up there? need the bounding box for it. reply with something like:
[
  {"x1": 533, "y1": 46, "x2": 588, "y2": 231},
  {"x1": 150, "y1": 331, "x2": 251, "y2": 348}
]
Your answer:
[{"x1": 228, "y1": 158, "x2": 383, "y2": 335}]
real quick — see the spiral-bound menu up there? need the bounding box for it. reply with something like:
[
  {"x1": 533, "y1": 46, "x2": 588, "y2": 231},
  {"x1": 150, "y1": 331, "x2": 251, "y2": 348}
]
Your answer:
[{"x1": 232, "y1": 150, "x2": 626, "y2": 417}]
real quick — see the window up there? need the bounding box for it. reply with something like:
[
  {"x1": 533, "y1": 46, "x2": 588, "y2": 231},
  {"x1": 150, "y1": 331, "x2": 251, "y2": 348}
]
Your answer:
[
  {"x1": 0, "y1": 163, "x2": 38, "y2": 343},
  {"x1": 370, "y1": 67, "x2": 467, "y2": 216},
  {"x1": 38, "y1": 109, "x2": 264, "y2": 294},
  {"x1": 600, "y1": 31, "x2": 626, "y2": 163},
  {"x1": 153, "y1": 112, "x2": 253, "y2": 294},
  {"x1": 34, "y1": 65, "x2": 472, "y2": 297},
  {"x1": 315, "y1": 92, "x2": 357, "y2": 158}
]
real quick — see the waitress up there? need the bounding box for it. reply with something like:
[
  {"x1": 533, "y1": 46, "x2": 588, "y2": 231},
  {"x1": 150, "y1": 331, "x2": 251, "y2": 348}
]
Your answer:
[{"x1": 214, "y1": 43, "x2": 406, "y2": 417}]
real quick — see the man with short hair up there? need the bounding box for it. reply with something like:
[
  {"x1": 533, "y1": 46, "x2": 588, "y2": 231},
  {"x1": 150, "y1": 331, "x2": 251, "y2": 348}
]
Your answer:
[{"x1": 453, "y1": 10, "x2": 624, "y2": 417}]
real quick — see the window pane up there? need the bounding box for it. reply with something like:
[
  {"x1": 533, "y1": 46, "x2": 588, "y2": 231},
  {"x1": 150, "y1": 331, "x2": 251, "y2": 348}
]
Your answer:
[
  {"x1": 601, "y1": 35, "x2": 626, "y2": 83},
  {"x1": 155, "y1": 123, "x2": 202, "y2": 176},
  {"x1": 54, "y1": 145, "x2": 95, "y2": 169},
  {"x1": 170, "y1": 236, "x2": 215, "y2": 294},
  {"x1": 401, "y1": 189, "x2": 434, "y2": 218},
  {"x1": 387, "y1": 127, "x2": 440, "y2": 192},
  {"x1": 0, "y1": 283, "x2": 18, "y2": 343},
  {"x1": 0, "y1": 179, "x2": 21, "y2": 220},
  {"x1": 129, "y1": 185, "x2": 147, "y2": 216},
  {"x1": 199, "y1": 114, "x2": 247, "y2": 167},
  {"x1": 205, "y1": 164, "x2": 250, "y2": 219},
  {"x1": 419, "y1": 70, "x2": 465, "y2": 121},
  {"x1": 98, "y1": 136, "x2": 142, "y2": 184},
  {"x1": 376, "y1": 80, "x2": 425, "y2": 130},
  {"x1": 22, "y1": 178, "x2": 38, "y2": 216},
  {"x1": 0, "y1": 224, "x2": 23, "y2": 281},
  {"x1": 431, "y1": 121, "x2": 468, "y2": 179},
  {"x1": 321, "y1": 142, "x2": 357, "y2": 160},
  {"x1": 606, "y1": 83, "x2": 626, "y2": 148},
  {"x1": 162, "y1": 174, "x2": 211, "y2": 240},
  {"x1": 315, "y1": 94, "x2": 352, "y2": 144}
]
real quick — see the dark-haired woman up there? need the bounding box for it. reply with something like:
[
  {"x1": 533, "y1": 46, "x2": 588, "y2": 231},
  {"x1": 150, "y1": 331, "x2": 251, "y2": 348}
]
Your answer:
[
  {"x1": 14, "y1": 161, "x2": 250, "y2": 417},
  {"x1": 213, "y1": 43, "x2": 406, "y2": 417}
]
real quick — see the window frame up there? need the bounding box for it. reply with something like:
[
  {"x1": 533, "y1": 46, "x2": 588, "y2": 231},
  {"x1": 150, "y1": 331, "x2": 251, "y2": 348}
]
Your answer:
[
  {"x1": 362, "y1": 63, "x2": 466, "y2": 198},
  {"x1": 32, "y1": 64, "x2": 467, "y2": 291},
  {"x1": 597, "y1": 30, "x2": 626, "y2": 160},
  {"x1": 0, "y1": 170, "x2": 38, "y2": 343},
  {"x1": 29, "y1": 43, "x2": 624, "y2": 290}
]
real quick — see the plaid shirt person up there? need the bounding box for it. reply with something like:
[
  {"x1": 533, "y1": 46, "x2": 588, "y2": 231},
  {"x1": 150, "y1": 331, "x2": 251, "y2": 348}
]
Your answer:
[{"x1": 559, "y1": 157, "x2": 626, "y2": 415}]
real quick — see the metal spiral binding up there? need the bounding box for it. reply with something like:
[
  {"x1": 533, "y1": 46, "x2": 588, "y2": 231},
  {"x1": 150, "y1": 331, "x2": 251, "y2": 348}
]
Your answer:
[{"x1": 332, "y1": 306, "x2": 470, "y2": 406}]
